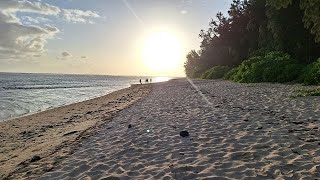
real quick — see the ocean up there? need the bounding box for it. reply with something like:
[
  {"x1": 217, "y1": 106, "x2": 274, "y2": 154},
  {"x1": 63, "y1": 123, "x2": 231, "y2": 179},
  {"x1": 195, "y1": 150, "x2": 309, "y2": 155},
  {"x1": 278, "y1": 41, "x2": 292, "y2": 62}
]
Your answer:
[{"x1": 0, "y1": 73, "x2": 170, "y2": 121}]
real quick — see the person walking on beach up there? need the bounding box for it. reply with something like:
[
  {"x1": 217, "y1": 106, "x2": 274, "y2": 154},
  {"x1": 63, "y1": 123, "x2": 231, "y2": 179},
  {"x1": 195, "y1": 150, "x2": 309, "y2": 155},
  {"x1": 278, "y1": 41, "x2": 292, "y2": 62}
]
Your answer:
[
  {"x1": 139, "y1": 79, "x2": 142, "y2": 85},
  {"x1": 145, "y1": 79, "x2": 149, "y2": 83},
  {"x1": 150, "y1": 78, "x2": 152, "y2": 83}
]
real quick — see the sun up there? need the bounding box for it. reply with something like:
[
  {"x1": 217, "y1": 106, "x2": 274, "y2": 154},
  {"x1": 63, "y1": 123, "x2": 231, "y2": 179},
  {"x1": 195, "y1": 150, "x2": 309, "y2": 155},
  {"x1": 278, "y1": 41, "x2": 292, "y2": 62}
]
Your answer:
[{"x1": 142, "y1": 31, "x2": 182, "y2": 73}]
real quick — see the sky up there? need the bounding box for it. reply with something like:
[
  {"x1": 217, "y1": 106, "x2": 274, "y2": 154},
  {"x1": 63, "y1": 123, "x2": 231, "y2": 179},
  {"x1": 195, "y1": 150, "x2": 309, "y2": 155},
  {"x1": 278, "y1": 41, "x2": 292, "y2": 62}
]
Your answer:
[{"x1": 0, "y1": 0, "x2": 232, "y2": 77}]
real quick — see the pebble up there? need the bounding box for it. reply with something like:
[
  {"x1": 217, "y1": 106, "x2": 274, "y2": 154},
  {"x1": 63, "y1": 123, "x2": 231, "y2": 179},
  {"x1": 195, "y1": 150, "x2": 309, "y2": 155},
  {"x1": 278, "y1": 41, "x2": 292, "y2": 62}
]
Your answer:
[
  {"x1": 180, "y1": 131, "x2": 189, "y2": 137},
  {"x1": 30, "y1": 155, "x2": 41, "y2": 162},
  {"x1": 288, "y1": 129, "x2": 295, "y2": 133}
]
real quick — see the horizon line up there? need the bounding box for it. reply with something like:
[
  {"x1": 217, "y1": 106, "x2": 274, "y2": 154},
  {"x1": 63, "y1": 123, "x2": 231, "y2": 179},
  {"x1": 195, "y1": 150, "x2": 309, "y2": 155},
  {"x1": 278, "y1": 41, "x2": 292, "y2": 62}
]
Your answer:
[{"x1": 0, "y1": 71, "x2": 184, "y2": 78}]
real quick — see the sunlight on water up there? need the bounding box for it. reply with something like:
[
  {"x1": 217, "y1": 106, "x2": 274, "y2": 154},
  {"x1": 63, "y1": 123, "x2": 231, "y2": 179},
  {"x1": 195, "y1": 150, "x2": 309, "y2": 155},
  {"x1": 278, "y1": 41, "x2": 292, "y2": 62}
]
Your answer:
[
  {"x1": 0, "y1": 73, "x2": 171, "y2": 121},
  {"x1": 153, "y1": 77, "x2": 171, "y2": 82}
]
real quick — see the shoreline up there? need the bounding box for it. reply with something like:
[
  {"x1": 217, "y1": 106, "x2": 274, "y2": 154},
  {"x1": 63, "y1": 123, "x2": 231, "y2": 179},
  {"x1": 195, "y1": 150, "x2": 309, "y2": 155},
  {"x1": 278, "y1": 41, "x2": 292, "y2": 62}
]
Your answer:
[
  {"x1": 1, "y1": 85, "x2": 134, "y2": 123},
  {"x1": 0, "y1": 83, "x2": 152, "y2": 179}
]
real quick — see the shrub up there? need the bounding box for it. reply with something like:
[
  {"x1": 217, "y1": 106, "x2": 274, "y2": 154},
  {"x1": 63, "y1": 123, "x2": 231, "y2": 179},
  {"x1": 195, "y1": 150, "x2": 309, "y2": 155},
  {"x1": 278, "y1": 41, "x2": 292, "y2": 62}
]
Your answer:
[
  {"x1": 200, "y1": 70, "x2": 211, "y2": 79},
  {"x1": 228, "y1": 56, "x2": 264, "y2": 82},
  {"x1": 248, "y1": 48, "x2": 271, "y2": 58},
  {"x1": 229, "y1": 51, "x2": 303, "y2": 83},
  {"x1": 279, "y1": 64, "x2": 304, "y2": 83},
  {"x1": 223, "y1": 68, "x2": 238, "y2": 80},
  {"x1": 201, "y1": 66, "x2": 231, "y2": 79},
  {"x1": 293, "y1": 88, "x2": 320, "y2": 97},
  {"x1": 299, "y1": 59, "x2": 320, "y2": 85}
]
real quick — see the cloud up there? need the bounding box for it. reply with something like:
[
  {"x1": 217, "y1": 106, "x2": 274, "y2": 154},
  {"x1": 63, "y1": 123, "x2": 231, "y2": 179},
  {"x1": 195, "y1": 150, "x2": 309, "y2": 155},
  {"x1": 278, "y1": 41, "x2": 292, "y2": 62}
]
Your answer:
[
  {"x1": 179, "y1": 0, "x2": 192, "y2": 15},
  {"x1": 22, "y1": 16, "x2": 40, "y2": 24},
  {"x1": 180, "y1": 10, "x2": 188, "y2": 14},
  {"x1": 56, "y1": 51, "x2": 72, "y2": 60},
  {"x1": 0, "y1": 21, "x2": 60, "y2": 60},
  {"x1": 62, "y1": 51, "x2": 71, "y2": 57},
  {"x1": 22, "y1": 16, "x2": 51, "y2": 24},
  {"x1": 0, "y1": 0, "x2": 101, "y2": 60},
  {"x1": 0, "y1": 0, "x2": 60, "y2": 23},
  {"x1": 62, "y1": 9, "x2": 100, "y2": 23}
]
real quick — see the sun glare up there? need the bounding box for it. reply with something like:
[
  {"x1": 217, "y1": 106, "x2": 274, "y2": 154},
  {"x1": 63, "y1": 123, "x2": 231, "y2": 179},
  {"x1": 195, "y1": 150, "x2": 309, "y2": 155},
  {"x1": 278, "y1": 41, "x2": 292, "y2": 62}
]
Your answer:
[{"x1": 142, "y1": 31, "x2": 182, "y2": 72}]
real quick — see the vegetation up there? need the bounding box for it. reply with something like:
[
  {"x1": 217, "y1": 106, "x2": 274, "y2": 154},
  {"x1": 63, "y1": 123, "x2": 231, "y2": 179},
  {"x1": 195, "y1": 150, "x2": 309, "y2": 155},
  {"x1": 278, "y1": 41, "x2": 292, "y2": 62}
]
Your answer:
[
  {"x1": 184, "y1": 0, "x2": 320, "y2": 85},
  {"x1": 293, "y1": 88, "x2": 320, "y2": 97},
  {"x1": 228, "y1": 51, "x2": 303, "y2": 83},
  {"x1": 299, "y1": 59, "x2": 320, "y2": 85},
  {"x1": 201, "y1": 66, "x2": 231, "y2": 79}
]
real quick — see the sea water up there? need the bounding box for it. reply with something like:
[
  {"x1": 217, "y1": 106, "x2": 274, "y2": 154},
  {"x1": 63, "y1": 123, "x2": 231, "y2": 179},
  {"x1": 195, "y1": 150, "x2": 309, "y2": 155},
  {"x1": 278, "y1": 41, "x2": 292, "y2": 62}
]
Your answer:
[{"x1": 0, "y1": 73, "x2": 169, "y2": 121}]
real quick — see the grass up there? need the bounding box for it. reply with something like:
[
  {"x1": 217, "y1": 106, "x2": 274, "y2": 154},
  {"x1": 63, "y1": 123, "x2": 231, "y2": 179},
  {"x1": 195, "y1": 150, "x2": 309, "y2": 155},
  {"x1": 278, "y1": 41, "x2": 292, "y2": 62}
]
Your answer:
[{"x1": 292, "y1": 88, "x2": 320, "y2": 97}]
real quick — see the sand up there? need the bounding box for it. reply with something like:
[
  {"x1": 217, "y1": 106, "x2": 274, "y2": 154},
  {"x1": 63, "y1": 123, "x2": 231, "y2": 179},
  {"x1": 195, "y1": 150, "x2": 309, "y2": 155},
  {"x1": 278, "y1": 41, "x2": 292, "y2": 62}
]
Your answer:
[
  {"x1": 0, "y1": 84, "x2": 151, "y2": 179},
  {"x1": 2, "y1": 79, "x2": 320, "y2": 179}
]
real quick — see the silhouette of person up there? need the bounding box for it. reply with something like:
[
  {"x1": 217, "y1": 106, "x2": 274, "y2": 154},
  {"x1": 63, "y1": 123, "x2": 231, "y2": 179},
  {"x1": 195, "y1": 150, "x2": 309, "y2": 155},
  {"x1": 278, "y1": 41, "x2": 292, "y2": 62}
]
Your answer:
[
  {"x1": 139, "y1": 79, "x2": 142, "y2": 84},
  {"x1": 150, "y1": 78, "x2": 152, "y2": 83},
  {"x1": 145, "y1": 79, "x2": 149, "y2": 83}
]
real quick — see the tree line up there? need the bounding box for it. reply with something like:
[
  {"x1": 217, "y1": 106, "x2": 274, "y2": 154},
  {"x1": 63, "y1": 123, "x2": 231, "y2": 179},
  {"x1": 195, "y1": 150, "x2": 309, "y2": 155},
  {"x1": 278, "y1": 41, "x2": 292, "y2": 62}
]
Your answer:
[{"x1": 184, "y1": 0, "x2": 320, "y2": 85}]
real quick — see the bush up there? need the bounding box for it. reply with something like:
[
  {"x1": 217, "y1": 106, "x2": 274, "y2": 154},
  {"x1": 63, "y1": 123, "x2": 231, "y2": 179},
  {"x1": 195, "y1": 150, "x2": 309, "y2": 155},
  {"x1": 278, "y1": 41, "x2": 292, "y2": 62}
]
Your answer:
[
  {"x1": 248, "y1": 48, "x2": 271, "y2": 58},
  {"x1": 228, "y1": 56, "x2": 263, "y2": 82},
  {"x1": 201, "y1": 66, "x2": 231, "y2": 79},
  {"x1": 299, "y1": 59, "x2": 320, "y2": 85},
  {"x1": 293, "y1": 88, "x2": 320, "y2": 97},
  {"x1": 279, "y1": 64, "x2": 304, "y2": 83},
  {"x1": 200, "y1": 70, "x2": 211, "y2": 79},
  {"x1": 223, "y1": 68, "x2": 237, "y2": 80},
  {"x1": 228, "y1": 51, "x2": 303, "y2": 83}
]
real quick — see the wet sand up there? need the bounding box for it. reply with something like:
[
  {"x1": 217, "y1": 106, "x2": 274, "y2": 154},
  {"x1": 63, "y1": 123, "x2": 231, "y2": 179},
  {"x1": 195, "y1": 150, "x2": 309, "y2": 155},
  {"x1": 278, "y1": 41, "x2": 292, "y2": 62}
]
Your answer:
[
  {"x1": 0, "y1": 84, "x2": 151, "y2": 179},
  {"x1": 2, "y1": 79, "x2": 320, "y2": 179}
]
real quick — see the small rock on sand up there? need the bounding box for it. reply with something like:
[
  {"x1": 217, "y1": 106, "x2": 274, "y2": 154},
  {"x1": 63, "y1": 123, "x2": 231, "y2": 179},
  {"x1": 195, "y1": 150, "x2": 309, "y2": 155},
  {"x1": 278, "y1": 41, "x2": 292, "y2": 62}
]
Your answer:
[
  {"x1": 180, "y1": 131, "x2": 189, "y2": 137},
  {"x1": 30, "y1": 155, "x2": 41, "y2": 162},
  {"x1": 101, "y1": 176, "x2": 120, "y2": 180}
]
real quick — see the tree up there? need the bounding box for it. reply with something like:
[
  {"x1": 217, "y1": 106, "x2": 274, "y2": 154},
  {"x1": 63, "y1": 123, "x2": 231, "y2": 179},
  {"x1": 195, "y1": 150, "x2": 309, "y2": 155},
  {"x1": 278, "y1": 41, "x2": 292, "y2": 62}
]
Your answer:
[
  {"x1": 300, "y1": 0, "x2": 320, "y2": 42},
  {"x1": 267, "y1": 0, "x2": 320, "y2": 42},
  {"x1": 184, "y1": 50, "x2": 201, "y2": 78},
  {"x1": 184, "y1": 0, "x2": 320, "y2": 78},
  {"x1": 266, "y1": 0, "x2": 320, "y2": 63}
]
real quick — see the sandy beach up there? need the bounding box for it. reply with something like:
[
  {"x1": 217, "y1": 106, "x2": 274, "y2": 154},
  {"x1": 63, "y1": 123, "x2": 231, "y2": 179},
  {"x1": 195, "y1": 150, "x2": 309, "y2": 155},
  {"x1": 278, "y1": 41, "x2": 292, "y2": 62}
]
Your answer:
[
  {"x1": 1, "y1": 79, "x2": 320, "y2": 179},
  {"x1": 0, "y1": 84, "x2": 151, "y2": 179}
]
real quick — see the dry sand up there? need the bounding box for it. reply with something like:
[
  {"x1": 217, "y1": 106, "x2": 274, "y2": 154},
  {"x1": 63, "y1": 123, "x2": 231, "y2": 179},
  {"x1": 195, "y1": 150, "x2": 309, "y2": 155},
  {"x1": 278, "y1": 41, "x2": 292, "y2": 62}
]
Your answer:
[
  {"x1": 2, "y1": 79, "x2": 320, "y2": 179},
  {"x1": 0, "y1": 84, "x2": 151, "y2": 179}
]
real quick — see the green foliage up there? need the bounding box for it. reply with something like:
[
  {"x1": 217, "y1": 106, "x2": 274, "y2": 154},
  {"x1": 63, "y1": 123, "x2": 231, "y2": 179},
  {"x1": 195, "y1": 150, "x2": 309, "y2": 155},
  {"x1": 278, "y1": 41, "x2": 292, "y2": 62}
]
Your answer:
[
  {"x1": 279, "y1": 64, "x2": 304, "y2": 83},
  {"x1": 301, "y1": 0, "x2": 320, "y2": 43},
  {"x1": 249, "y1": 48, "x2": 272, "y2": 58},
  {"x1": 267, "y1": 0, "x2": 320, "y2": 63},
  {"x1": 194, "y1": 0, "x2": 269, "y2": 71},
  {"x1": 184, "y1": 50, "x2": 202, "y2": 78},
  {"x1": 200, "y1": 70, "x2": 211, "y2": 79},
  {"x1": 267, "y1": 0, "x2": 320, "y2": 43},
  {"x1": 227, "y1": 56, "x2": 263, "y2": 82},
  {"x1": 299, "y1": 59, "x2": 320, "y2": 85},
  {"x1": 266, "y1": 0, "x2": 292, "y2": 9},
  {"x1": 184, "y1": 0, "x2": 320, "y2": 83},
  {"x1": 201, "y1": 66, "x2": 231, "y2": 79},
  {"x1": 223, "y1": 68, "x2": 238, "y2": 80},
  {"x1": 228, "y1": 51, "x2": 303, "y2": 83},
  {"x1": 293, "y1": 88, "x2": 320, "y2": 97}
]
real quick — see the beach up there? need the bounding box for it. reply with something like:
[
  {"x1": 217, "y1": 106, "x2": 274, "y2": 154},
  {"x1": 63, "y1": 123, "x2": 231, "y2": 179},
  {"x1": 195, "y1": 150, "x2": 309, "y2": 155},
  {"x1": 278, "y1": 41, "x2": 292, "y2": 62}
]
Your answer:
[
  {"x1": 1, "y1": 79, "x2": 320, "y2": 179},
  {"x1": 0, "y1": 84, "x2": 151, "y2": 179}
]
